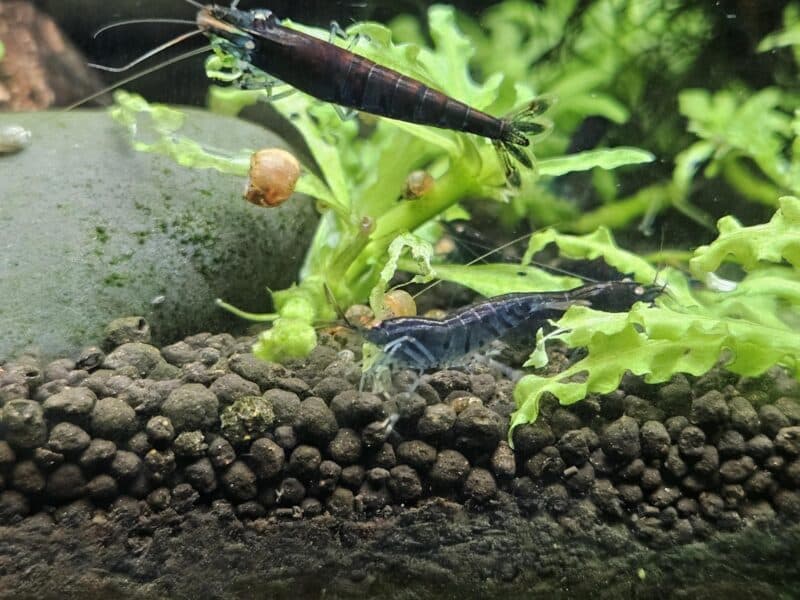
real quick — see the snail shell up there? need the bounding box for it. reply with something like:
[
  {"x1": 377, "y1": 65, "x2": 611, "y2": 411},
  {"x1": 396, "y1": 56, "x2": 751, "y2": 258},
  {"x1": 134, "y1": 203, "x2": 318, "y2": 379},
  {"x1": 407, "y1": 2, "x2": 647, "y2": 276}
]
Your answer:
[
  {"x1": 245, "y1": 148, "x2": 301, "y2": 207},
  {"x1": 402, "y1": 170, "x2": 434, "y2": 199},
  {"x1": 0, "y1": 125, "x2": 32, "y2": 154},
  {"x1": 382, "y1": 289, "x2": 417, "y2": 318}
]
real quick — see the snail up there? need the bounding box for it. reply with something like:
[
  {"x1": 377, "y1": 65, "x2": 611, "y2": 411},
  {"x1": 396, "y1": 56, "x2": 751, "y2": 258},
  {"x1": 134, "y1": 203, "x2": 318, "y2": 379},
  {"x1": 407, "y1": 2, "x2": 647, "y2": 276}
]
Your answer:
[
  {"x1": 382, "y1": 289, "x2": 417, "y2": 318},
  {"x1": 244, "y1": 148, "x2": 301, "y2": 207},
  {"x1": 402, "y1": 170, "x2": 434, "y2": 199},
  {"x1": 0, "y1": 125, "x2": 32, "y2": 154}
]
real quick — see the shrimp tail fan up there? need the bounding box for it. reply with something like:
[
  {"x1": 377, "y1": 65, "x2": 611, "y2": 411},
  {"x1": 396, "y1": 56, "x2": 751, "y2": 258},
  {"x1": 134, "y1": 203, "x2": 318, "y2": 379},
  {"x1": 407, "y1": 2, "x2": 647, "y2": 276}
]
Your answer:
[{"x1": 495, "y1": 96, "x2": 554, "y2": 186}]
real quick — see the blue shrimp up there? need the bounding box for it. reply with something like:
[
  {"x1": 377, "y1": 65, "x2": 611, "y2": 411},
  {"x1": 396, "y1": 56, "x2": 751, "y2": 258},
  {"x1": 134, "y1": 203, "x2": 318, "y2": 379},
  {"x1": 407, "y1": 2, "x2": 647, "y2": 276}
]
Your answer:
[{"x1": 362, "y1": 280, "x2": 662, "y2": 373}]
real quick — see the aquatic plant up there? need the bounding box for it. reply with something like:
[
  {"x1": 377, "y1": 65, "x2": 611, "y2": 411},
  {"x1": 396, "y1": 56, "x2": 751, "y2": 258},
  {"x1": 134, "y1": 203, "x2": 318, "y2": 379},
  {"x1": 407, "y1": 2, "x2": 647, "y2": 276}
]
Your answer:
[
  {"x1": 447, "y1": 0, "x2": 712, "y2": 231},
  {"x1": 109, "y1": 4, "x2": 652, "y2": 362},
  {"x1": 108, "y1": 1, "x2": 800, "y2": 438},
  {"x1": 511, "y1": 196, "x2": 800, "y2": 433}
]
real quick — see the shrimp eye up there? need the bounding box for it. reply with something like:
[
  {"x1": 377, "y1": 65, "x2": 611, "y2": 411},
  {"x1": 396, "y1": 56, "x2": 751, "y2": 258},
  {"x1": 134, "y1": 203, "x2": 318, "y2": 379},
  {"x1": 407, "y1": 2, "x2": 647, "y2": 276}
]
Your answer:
[{"x1": 253, "y1": 10, "x2": 276, "y2": 28}]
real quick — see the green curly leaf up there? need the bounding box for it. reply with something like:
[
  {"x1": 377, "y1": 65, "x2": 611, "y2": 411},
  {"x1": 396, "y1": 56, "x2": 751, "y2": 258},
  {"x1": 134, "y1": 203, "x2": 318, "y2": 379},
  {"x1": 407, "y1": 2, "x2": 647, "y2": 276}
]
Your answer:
[
  {"x1": 538, "y1": 147, "x2": 654, "y2": 176},
  {"x1": 690, "y1": 196, "x2": 800, "y2": 277},
  {"x1": 399, "y1": 260, "x2": 581, "y2": 297},
  {"x1": 512, "y1": 302, "x2": 800, "y2": 432},
  {"x1": 522, "y1": 227, "x2": 657, "y2": 283},
  {"x1": 369, "y1": 233, "x2": 434, "y2": 317}
]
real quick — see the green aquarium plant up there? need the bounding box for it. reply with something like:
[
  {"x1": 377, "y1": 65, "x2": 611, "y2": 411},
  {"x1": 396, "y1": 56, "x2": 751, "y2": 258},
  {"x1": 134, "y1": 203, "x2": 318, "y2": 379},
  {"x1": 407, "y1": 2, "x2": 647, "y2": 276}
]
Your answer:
[
  {"x1": 109, "y1": 4, "x2": 653, "y2": 362},
  {"x1": 511, "y1": 196, "x2": 800, "y2": 434},
  {"x1": 445, "y1": 0, "x2": 712, "y2": 232}
]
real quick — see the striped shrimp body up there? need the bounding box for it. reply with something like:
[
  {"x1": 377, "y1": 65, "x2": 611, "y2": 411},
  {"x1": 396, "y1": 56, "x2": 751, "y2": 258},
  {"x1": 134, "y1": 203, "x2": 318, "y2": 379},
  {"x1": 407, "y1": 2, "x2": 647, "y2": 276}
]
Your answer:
[
  {"x1": 195, "y1": 4, "x2": 546, "y2": 185},
  {"x1": 362, "y1": 280, "x2": 661, "y2": 372}
]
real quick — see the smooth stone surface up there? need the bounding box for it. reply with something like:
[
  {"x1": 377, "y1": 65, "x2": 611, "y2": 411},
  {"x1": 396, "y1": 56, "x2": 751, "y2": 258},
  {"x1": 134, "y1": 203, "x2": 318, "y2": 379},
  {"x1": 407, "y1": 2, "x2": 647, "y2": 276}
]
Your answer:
[{"x1": 0, "y1": 109, "x2": 317, "y2": 361}]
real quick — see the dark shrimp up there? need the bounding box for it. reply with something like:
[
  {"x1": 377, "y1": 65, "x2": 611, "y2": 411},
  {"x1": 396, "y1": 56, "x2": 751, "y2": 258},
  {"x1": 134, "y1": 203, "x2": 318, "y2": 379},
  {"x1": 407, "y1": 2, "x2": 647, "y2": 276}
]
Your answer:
[
  {"x1": 195, "y1": 4, "x2": 547, "y2": 185},
  {"x1": 362, "y1": 280, "x2": 662, "y2": 372}
]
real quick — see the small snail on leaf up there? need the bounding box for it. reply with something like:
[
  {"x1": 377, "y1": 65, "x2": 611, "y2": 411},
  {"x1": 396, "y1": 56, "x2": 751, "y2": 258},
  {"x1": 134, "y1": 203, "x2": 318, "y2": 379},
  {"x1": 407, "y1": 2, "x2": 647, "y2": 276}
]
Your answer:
[
  {"x1": 402, "y1": 170, "x2": 434, "y2": 199},
  {"x1": 245, "y1": 148, "x2": 301, "y2": 207}
]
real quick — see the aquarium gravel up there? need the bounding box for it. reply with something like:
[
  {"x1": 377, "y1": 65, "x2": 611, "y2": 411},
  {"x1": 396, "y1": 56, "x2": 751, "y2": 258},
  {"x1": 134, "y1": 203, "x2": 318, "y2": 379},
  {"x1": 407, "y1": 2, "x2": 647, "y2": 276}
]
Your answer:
[{"x1": 1, "y1": 318, "x2": 800, "y2": 544}]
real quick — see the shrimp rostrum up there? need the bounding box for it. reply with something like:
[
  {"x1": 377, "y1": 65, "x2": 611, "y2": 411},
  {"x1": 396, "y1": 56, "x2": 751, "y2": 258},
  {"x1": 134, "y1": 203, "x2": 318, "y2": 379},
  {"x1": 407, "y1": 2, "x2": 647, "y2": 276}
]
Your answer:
[{"x1": 362, "y1": 280, "x2": 662, "y2": 374}]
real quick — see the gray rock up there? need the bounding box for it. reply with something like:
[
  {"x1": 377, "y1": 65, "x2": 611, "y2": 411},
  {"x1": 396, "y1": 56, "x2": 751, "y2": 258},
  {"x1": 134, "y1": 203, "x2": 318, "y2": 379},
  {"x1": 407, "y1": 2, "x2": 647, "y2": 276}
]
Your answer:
[
  {"x1": 42, "y1": 387, "x2": 97, "y2": 422},
  {"x1": 209, "y1": 374, "x2": 260, "y2": 406},
  {"x1": 162, "y1": 383, "x2": 219, "y2": 432},
  {"x1": 388, "y1": 465, "x2": 422, "y2": 503},
  {"x1": 33, "y1": 448, "x2": 64, "y2": 472},
  {"x1": 417, "y1": 404, "x2": 457, "y2": 441},
  {"x1": 249, "y1": 438, "x2": 285, "y2": 480},
  {"x1": 78, "y1": 439, "x2": 117, "y2": 472},
  {"x1": 490, "y1": 441, "x2": 516, "y2": 479},
  {"x1": 110, "y1": 450, "x2": 142, "y2": 482},
  {"x1": 102, "y1": 343, "x2": 166, "y2": 378},
  {"x1": 693, "y1": 445, "x2": 719, "y2": 476},
  {"x1": 293, "y1": 397, "x2": 338, "y2": 444},
  {"x1": 601, "y1": 416, "x2": 640, "y2": 461},
  {"x1": 429, "y1": 449, "x2": 470, "y2": 490},
  {"x1": 264, "y1": 389, "x2": 302, "y2": 427},
  {"x1": 690, "y1": 390, "x2": 729, "y2": 428},
  {"x1": 208, "y1": 436, "x2": 236, "y2": 469},
  {"x1": 745, "y1": 434, "x2": 774, "y2": 461},
  {"x1": 11, "y1": 461, "x2": 46, "y2": 495},
  {"x1": 758, "y1": 405, "x2": 789, "y2": 437},
  {"x1": 512, "y1": 421, "x2": 555, "y2": 457},
  {"x1": 557, "y1": 430, "x2": 590, "y2": 466},
  {"x1": 47, "y1": 423, "x2": 91, "y2": 455},
  {"x1": 716, "y1": 429, "x2": 745, "y2": 458},
  {"x1": 677, "y1": 425, "x2": 706, "y2": 459},
  {"x1": 775, "y1": 426, "x2": 800, "y2": 456},
  {"x1": 103, "y1": 317, "x2": 151, "y2": 351},
  {"x1": 145, "y1": 416, "x2": 176, "y2": 449},
  {"x1": 2, "y1": 400, "x2": 47, "y2": 449},
  {"x1": 91, "y1": 398, "x2": 137, "y2": 441},
  {"x1": 0, "y1": 441, "x2": 16, "y2": 467},
  {"x1": 327, "y1": 487, "x2": 354, "y2": 517},
  {"x1": 728, "y1": 396, "x2": 760, "y2": 436},
  {"x1": 228, "y1": 355, "x2": 288, "y2": 391},
  {"x1": 288, "y1": 445, "x2": 321, "y2": 479},
  {"x1": 525, "y1": 446, "x2": 565, "y2": 479},
  {"x1": 330, "y1": 390, "x2": 385, "y2": 428},
  {"x1": 453, "y1": 404, "x2": 504, "y2": 452},
  {"x1": 396, "y1": 440, "x2": 437, "y2": 471},
  {"x1": 221, "y1": 461, "x2": 258, "y2": 502},
  {"x1": 143, "y1": 447, "x2": 175, "y2": 483},
  {"x1": 640, "y1": 421, "x2": 670, "y2": 458},
  {"x1": 327, "y1": 428, "x2": 362, "y2": 465},
  {"x1": 0, "y1": 491, "x2": 29, "y2": 524},
  {"x1": 462, "y1": 468, "x2": 497, "y2": 503},
  {"x1": 86, "y1": 474, "x2": 118, "y2": 504},
  {"x1": 46, "y1": 464, "x2": 86, "y2": 502},
  {"x1": 0, "y1": 109, "x2": 315, "y2": 361},
  {"x1": 184, "y1": 458, "x2": 217, "y2": 494}
]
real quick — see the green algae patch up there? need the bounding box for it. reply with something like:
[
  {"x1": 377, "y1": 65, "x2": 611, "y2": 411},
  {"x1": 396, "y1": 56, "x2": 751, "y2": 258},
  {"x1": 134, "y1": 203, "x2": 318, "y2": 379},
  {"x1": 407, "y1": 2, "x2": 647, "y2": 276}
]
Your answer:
[{"x1": 220, "y1": 396, "x2": 276, "y2": 445}]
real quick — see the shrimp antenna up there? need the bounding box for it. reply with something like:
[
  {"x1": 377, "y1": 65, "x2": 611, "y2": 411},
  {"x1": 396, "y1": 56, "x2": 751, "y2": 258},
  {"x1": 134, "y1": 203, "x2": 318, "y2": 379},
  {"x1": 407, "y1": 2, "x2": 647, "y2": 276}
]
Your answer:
[
  {"x1": 93, "y1": 19, "x2": 198, "y2": 38},
  {"x1": 184, "y1": 0, "x2": 205, "y2": 8},
  {"x1": 65, "y1": 44, "x2": 211, "y2": 110},
  {"x1": 412, "y1": 225, "x2": 604, "y2": 300},
  {"x1": 89, "y1": 28, "x2": 203, "y2": 73}
]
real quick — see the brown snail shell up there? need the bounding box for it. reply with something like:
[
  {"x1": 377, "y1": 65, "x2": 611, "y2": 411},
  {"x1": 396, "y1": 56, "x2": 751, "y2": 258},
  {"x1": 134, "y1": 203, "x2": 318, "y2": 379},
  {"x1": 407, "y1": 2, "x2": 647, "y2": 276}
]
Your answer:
[
  {"x1": 345, "y1": 303, "x2": 376, "y2": 328},
  {"x1": 402, "y1": 170, "x2": 434, "y2": 199},
  {"x1": 382, "y1": 289, "x2": 417, "y2": 318},
  {"x1": 245, "y1": 148, "x2": 301, "y2": 207}
]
